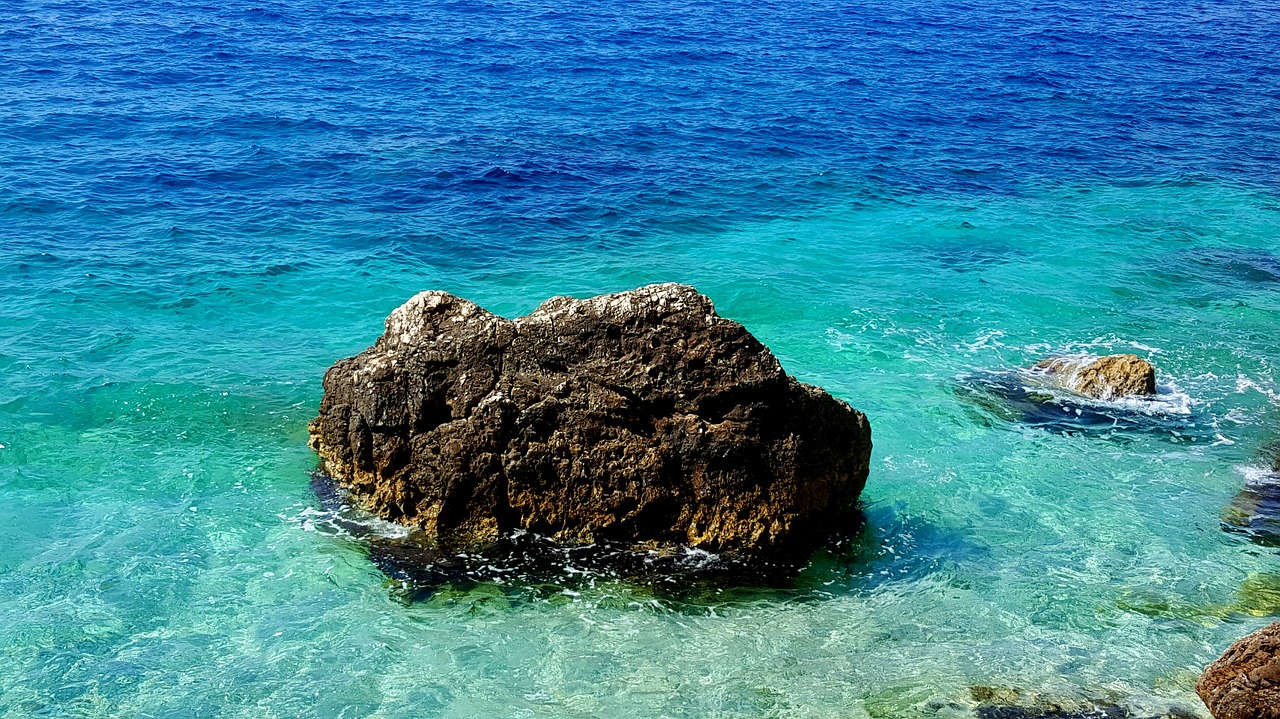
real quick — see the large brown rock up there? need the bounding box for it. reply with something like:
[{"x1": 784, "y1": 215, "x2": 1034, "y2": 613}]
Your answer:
[
  {"x1": 1197, "y1": 622, "x2": 1280, "y2": 719},
  {"x1": 308, "y1": 283, "x2": 871, "y2": 561},
  {"x1": 1034, "y1": 354, "x2": 1157, "y2": 400}
]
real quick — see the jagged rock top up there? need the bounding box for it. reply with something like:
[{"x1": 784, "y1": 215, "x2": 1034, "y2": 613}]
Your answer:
[
  {"x1": 308, "y1": 283, "x2": 871, "y2": 561},
  {"x1": 1197, "y1": 622, "x2": 1280, "y2": 719}
]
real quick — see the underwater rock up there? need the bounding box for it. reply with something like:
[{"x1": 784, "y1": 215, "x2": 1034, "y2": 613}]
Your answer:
[
  {"x1": 1222, "y1": 471, "x2": 1280, "y2": 545},
  {"x1": 308, "y1": 283, "x2": 871, "y2": 563},
  {"x1": 976, "y1": 705, "x2": 1128, "y2": 719},
  {"x1": 1114, "y1": 574, "x2": 1280, "y2": 623},
  {"x1": 954, "y1": 367, "x2": 1196, "y2": 439},
  {"x1": 1196, "y1": 622, "x2": 1280, "y2": 719},
  {"x1": 968, "y1": 686, "x2": 1199, "y2": 719},
  {"x1": 1034, "y1": 354, "x2": 1157, "y2": 400},
  {"x1": 1222, "y1": 443, "x2": 1280, "y2": 545}
]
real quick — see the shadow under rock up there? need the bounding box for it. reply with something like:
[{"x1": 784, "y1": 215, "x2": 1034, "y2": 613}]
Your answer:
[{"x1": 308, "y1": 473, "x2": 974, "y2": 607}]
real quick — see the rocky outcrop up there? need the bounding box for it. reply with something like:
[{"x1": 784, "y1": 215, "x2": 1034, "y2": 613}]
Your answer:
[
  {"x1": 1197, "y1": 622, "x2": 1280, "y2": 719},
  {"x1": 1034, "y1": 354, "x2": 1157, "y2": 400},
  {"x1": 308, "y1": 283, "x2": 871, "y2": 562}
]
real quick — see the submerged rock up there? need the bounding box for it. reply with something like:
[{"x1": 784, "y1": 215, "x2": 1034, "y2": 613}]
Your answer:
[
  {"x1": 1033, "y1": 354, "x2": 1157, "y2": 400},
  {"x1": 1220, "y1": 442, "x2": 1280, "y2": 545},
  {"x1": 308, "y1": 283, "x2": 871, "y2": 564},
  {"x1": 1196, "y1": 622, "x2": 1280, "y2": 719},
  {"x1": 954, "y1": 352, "x2": 1197, "y2": 439},
  {"x1": 1222, "y1": 471, "x2": 1280, "y2": 545},
  {"x1": 976, "y1": 705, "x2": 1128, "y2": 719},
  {"x1": 1115, "y1": 574, "x2": 1280, "y2": 623},
  {"x1": 968, "y1": 686, "x2": 1200, "y2": 719},
  {"x1": 954, "y1": 371, "x2": 1194, "y2": 439}
]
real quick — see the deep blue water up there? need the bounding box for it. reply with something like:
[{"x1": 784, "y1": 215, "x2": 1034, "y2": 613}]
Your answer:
[
  {"x1": 7, "y1": 0, "x2": 1280, "y2": 254},
  {"x1": 4, "y1": 1, "x2": 1280, "y2": 717}
]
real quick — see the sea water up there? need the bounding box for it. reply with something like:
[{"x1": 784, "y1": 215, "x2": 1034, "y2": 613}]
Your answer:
[{"x1": 3, "y1": 0, "x2": 1280, "y2": 716}]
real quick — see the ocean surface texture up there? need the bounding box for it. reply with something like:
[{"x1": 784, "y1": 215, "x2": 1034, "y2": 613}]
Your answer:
[{"x1": 4, "y1": 0, "x2": 1280, "y2": 717}]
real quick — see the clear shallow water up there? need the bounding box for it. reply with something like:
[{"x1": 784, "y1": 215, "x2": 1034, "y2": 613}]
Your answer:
[{"x1": 4, "y1": 0, "x2": 1280, "y2": 716}]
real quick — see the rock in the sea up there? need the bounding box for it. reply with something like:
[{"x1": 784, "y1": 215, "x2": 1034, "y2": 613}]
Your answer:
[
  {"x1": 1222, "y1": 472, "x2": 1280, "y2": 545},
  {"x1": 1033, "y1": 354, "x2": 1157, "y2": 400},
  {"x1": 308, "y1": 283, "x2": 871, "y2": 561},
  {"x1": 1197, "y1": 622, "x2": 1280, "y2": 719}
]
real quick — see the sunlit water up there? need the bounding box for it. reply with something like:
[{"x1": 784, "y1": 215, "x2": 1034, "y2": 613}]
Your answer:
[{"x1": 4, "y1": 1, "x2": 1280, "y2": 717}]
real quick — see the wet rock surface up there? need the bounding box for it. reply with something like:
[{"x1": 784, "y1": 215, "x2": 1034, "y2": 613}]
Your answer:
[
  {"x1": 1033, "y1": 354, "x2": 1157, "y2": 400},
  {"x1": 308, "y1": 283, "x2": 871, "y2": 565},
  {"x1": 1197, "y1": 622, "x2": 1280, "y2": 719}
]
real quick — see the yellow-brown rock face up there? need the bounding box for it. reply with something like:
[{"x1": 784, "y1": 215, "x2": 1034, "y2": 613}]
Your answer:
[
  {"x1": 1197, "y1": 622, "x2": 1280, "y2": 719},
  {"x1": 1034, "y1": 353, "x2": 1157, "y2": 400}
]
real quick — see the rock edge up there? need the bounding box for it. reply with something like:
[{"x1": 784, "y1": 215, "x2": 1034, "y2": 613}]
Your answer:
[{"x1": 1197, "y1": 622, "x2": 1280, "y2": 719}]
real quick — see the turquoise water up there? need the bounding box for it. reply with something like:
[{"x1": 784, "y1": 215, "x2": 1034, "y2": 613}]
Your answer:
[
  {"x1": 6, "y1": 0, "x2": 1280, "y2": 715},
  {"x1": 6, "y1": 180, "x2": 1280, "y2": 717}
]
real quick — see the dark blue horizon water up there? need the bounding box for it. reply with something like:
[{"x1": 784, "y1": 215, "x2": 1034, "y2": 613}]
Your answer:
[
  {"x1": 5, "y1": 1, "x2": 1280, "y2": 717},
  {"x1": 7, "y1": 0, "x2": 1280, "y2": 252}
]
